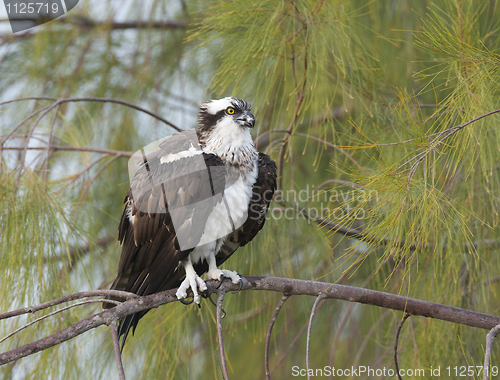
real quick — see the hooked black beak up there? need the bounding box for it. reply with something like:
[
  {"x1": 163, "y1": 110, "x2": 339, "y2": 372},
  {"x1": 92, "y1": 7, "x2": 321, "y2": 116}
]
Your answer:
[{"x1": 236, "y1": 110, "x2": 255, "y2": 128}]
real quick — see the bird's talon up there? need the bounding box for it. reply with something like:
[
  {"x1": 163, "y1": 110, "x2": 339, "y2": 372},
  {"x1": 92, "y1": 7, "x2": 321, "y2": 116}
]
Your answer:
[
  {"x1": 216, "y1": 274, "x2": 225, "y2": 289},
  {"x1": 179, "y1": 297, "x2": 194, "y2": 305},
  {"x1": 232, "y1": 278, "x2": 244, "y2": 294}
]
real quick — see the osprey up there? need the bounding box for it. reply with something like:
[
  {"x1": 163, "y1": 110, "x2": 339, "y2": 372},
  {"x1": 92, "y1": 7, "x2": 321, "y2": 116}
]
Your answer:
[{"x1": 104, "y1": 97, "x2": 277, "y2": 348}]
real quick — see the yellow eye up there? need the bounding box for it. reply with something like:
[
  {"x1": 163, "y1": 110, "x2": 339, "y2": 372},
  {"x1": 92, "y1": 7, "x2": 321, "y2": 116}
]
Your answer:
[{"x1": 227, "y1": 107, "x2": 235, "y2": 115}]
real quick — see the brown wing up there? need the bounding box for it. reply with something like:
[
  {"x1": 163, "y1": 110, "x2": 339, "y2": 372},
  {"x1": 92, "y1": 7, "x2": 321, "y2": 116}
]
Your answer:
[
  {"x1": 197, "y1": 152, "x2": 277, "y2": 273},
  {"x1": 104, "y1": 132, "x2": 226, "y2": 347}
]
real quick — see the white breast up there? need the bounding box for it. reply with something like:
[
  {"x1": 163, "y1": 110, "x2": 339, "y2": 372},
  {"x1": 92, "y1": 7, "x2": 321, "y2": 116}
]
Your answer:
[
  {"x1": 203, "y1": 117, "x2": 255, "y2": 163},
  {"x1": 190, "y1": 156, "x2": 258, "y2": 263}
]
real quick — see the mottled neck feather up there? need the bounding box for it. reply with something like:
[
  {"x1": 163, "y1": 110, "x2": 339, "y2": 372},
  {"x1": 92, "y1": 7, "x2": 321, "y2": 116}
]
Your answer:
[{"x1": 197, "y1": 123, "x2": 257, "y2": 171}]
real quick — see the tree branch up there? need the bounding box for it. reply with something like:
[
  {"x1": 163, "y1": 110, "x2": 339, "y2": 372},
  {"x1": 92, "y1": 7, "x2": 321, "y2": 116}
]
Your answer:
[
  {"x1": 277, "y1": 38, "x2": 308, "y2": 190},
  {"x1": 64, "y1": 235, "x2": 115, "y2": 265},
  {"x1": 0, "y1": 289, "x2": 138, "y2": 321},
  {"x1": 110, "y1": 321, "x2": 126, "y2": 380},
  {"x1": 394, "y1": 313, "x2": 411, "y2": 380},
  {"x1": 265, "y1": 295, "x2": 289, "y2": 380},
  {"x1": 295, "y1": 204, "x2": 416, "y2": 250},
  {"x1": 255, "y1": 129, "x2": 364, "y2": 172},
  {"x1": 483, "y1": 324, "x2": 500, "y2": 380},
  {"x1": 1, "y1": 276, "x2": 500, "y2": 366},
  {"x1": 0, "y1": 145, "x2": 133, "y2": 157},
  {"x1": 73, "y1": 154, "x2": 124, "y2": 212},
  {"x1": 392, "y1": 109, "x2": 500, "y2": 187},
  {"x1": 0, "y1": 18, "x2": 188, "y2": 44},
  {"x1": 306, "y1": 294, "x2": 324, "y2": 380},
  {"x1": 41, "y1": 102, "x2": 61, "y2": 181},
  {"x1": 0, "y1": 299, "x2": 119, "y2": 345},
  {"x1": 62, "y1": 17, "x2": 188, "y2": 31},
  {"x1": 15, "y1": 103, "x2": 59, "y2": 186},
  {"x1": 0, "y1": 96, "x2": 181, "y2": 132},
  {"x1": 216, "y1": 291, "x2": 230, "y2": 380}
]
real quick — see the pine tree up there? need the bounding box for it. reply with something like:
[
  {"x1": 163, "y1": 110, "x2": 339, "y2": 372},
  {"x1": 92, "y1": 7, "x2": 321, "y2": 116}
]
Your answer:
[{"x1": 2, "y1": 1, "x2": 500, "y2": 379}]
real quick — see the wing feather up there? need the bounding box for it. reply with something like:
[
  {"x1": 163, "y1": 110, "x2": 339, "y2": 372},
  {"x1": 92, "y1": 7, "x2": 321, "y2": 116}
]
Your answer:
[
  {"x1": 215, "y1": 152, "x2": 277, "y2": 265},
  {"x1": 104, "y1": 133, "x2": 226, "y2": 347}
]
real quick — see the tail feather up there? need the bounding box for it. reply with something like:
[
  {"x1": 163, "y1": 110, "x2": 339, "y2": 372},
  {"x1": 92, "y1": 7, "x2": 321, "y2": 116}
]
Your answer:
[{"x1": 103, "y1": 269, "x2": 185, "y2": 350}]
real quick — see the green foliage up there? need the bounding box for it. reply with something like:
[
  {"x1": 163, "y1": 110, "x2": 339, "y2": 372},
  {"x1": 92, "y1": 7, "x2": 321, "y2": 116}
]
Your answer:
[{"x1": 2, "y1": 0, "x2": 500, "y2": 379}]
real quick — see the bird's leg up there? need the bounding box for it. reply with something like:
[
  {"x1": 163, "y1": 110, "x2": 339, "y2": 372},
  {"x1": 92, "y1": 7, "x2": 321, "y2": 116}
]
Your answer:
[
  {"x1": 176, "y1": 257, "x2": 207, "y2": 305},
  {"x1": 205, "y1": 253, "x2": 242, "y2": 288}
]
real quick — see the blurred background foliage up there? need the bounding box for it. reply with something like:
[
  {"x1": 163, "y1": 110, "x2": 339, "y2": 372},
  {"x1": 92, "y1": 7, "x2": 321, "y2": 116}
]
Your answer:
[{"x1": 1, "y1": 0, "x2": 500, "y2": 378}]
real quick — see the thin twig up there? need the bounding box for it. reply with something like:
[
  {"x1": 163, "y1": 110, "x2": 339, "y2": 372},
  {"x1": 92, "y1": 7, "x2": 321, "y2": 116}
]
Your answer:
[
  {"x1": 0, "y1": 97, "x2": 181, "y2": 131},
  {"x1": 270, "y1": 314, "x2": 308, "y2": 374},
  {"x1": 393, "y1": 109, "x2": 500, "y2": 183},
  {"x1": 254, "y1": 129, "x2": 289, "y2": 149},
  {"x1": 58, "y1": 234, "x2": 115, "y2": 266},
  {"x1": 42, "y1": 103, "x2": 61, "y2": 181},
  {"x1": 417, "y1": 104, "x2": 450, "y2": 108},
  {"x1": 353, "y1": 310, "x2": 391, "y2": 371},
  {"x1": 0, "y1": 17, "x2": 187, "y2": 29},
  {"x1": 0, "y1": 289, "x2": 137, "y2": 321},
  {"x1": 74, "y1": 154, "x2": 123, "y2": 210},
  {"x1": 295, "y1": 204, "x2": 418, "y2": 250},
  {"x1": 329, "y1": 301, "x2": 356, "y2": 379},
  {"x1": 394, "y1": 148, "x2": 430, "y2": 174},
  {"x1": 15, "y1": 103, "x2": 60, "y2": 186},
  {"x1": 306, "y1": 294, "x2": 324, "y2": 380},
  {"x1": 294, "y1": 132, "x2": 364, "y2": 172},
  {"x1": 394, "y1": 313, "x2": 411, "y2": 380},
  {"x1": 0, "y1": 18, "x2": 188, "y2": 44},
  {"x1": 379, "y1": 109, "x2": 496, "y2": 148},
  {"x1": 328, "y1": 266, "x2": 379, "y2": 378},
  {"x1": 0, "y1": 97, "x2": 58, "y2": 106},
  {"x1": 1, "y1": 133, "x2": 47, "y2": 144},
  {"x1": 277, "y1": 47, "x2": 308, "y2": 190},
  {"x1": 265, "y1": 131, "x2": 365, "y2": 172},
  {"x1": 110, "y1": 320, "x2": 127, "y2": 380},
  {"x1": 314, "y1": 179, "x2": 360, "y2": 193},
  {"x1": 265, "y1": 138, "x2": 286, "y2": 155},
  {"x1": 265, "y1": 295, "x2": 290, "y2": 380},
  {"x1": 0, "y1": 103, "x2": 53, "y2": 147},
  {"x1": 66, "y1": 155, "x2": 110, "y2": 185},
  {"x1": 1, "y1": 145, "x2": 133, "y2": 157},
  {"x1": 0, "y1": 299, "x2": 120, "y2": 345},
  {"x1": 61, "y1": 97, "x2": 181, "y2": 131},
  {"x1": 483, "y1": 324, "x2": 500, "y2": 380},
  {"x1": 61, "y1": 16, "x2": 188, "y2": 31},
  {"x1": 216, "y1": 291, "x2": 230, "y2": 380}
]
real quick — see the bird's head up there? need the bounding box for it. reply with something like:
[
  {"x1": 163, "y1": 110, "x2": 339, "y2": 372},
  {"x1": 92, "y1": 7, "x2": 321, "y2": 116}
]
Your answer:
[
  {"x1": 197, "y1": 97, "x2": 256, "y2": 155},
  {"x1": 198, "y1": 97, "x2": 255, "y2": 133}
]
